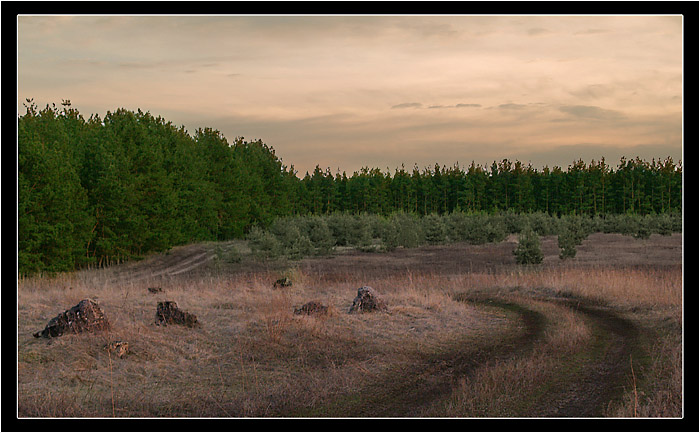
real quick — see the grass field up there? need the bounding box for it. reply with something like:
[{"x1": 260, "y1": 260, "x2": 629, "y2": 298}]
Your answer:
[{"x1": 17, "y1": 233, "x2": 683, "y2": 417}]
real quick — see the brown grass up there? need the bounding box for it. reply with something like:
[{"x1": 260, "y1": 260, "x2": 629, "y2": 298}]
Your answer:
[{"x1": 17, "y1": 234, "x2": 683, "y2": 418}]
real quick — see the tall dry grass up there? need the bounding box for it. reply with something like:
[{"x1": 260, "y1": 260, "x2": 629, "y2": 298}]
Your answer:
[
  {"x1": 17, "y1": 248, "x2": 683, "y2": 417},
  {"x1": 18, "y1": 266, "x2": 504, "y2": 417}
]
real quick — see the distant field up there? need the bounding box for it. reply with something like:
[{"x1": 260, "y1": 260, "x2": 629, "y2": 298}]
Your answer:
[{"x1": 17, "y1": 233, "x2": 682, "y2": 417}]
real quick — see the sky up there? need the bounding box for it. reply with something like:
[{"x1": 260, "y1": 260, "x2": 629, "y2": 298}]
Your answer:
[{"x1": 17, "y1": 15, "x2": 683, "y2": 176}]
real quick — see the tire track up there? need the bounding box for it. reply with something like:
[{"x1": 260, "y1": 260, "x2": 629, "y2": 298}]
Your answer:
[
  {"x1": 527, "y1": 300, "x2": 639, "y2": 417},
  {"x1": 106, "y1": 247, "x2": 215, "y2": 285},
  {"x1": 288, "y1": 291, "x2": 640, "y2": 418},
  {"x1": 291, "y1": 296, "x2": 546, "y2": 417}
]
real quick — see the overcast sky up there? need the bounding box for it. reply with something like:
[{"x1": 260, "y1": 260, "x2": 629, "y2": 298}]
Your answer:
[{"x1": 18, "y1": 15, "x2": 683, "y2": 176}]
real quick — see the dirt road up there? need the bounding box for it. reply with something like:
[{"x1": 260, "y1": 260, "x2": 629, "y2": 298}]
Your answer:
[{"x1": 289, "y1": 290, "x2": 641, "y2": 417}]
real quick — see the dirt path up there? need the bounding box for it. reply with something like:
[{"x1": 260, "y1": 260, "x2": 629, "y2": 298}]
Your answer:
[
  {"x1": 290, "y1": 291, "x2": 641, "y2": 418},
  {"x1": 527, "y1": 300, "x2": 639, "y2": 417},
  {"x1": 105, "y1": 244, "x2": 218, "y2": 285}
]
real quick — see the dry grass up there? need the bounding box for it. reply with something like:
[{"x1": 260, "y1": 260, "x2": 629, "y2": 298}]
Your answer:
[
  {"x1": 18, "y1": 267, "x2": 502, "y2": 417},
  {"x1": 17, "y1": 235, "x2": 683, "y2": 418}
]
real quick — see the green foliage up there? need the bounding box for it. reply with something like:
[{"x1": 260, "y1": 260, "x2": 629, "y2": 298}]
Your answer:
[
  {"x1": 525, "y1": 212, "x2": 559, "y2": 236},
  {"x1": 558, "y1": 229, "x2": 577, "y2": 260},
  {"x1": 246, "y1": 226, "x2": 282, "y2": 259},
  {"x1": 379, "y1": 212, "x2": 423, "y2": 251},
  {"x1": 633, "y1": 215, "x2": 652, "y2": 240},
  {"x1": 17, "y1": 100, "x2": 683, "y2": 275},
  {"x1": 286, "y1": 235, "x2": 315, "y2": 259},
  {"x1": 502, "y1": 211, "x2": 526, "y2": 234},
  {"x1": 326, "y1": 213, "x2": 354, "y2": 246},
  {"x1": 654, "y1": 213, "x2": 674, "y2": 236},
  {"x1": 559, "y1": 215, "x2": 591, "y2": 245},
  {"x1": 485, "y1": 218, "x2": 508, "y2": 244},
  {"x1": 348, "y1": 215, "x2": 374, "y2": 250},
  {"x1": 514, "y1": 225, "x2": 543, "y2": 265},
  {"x1": 306, "y1": 216, "x2": 335, "y2": 255},
  {"x1": 422, "y1": 214, "x2": 447, "y2": 244}
]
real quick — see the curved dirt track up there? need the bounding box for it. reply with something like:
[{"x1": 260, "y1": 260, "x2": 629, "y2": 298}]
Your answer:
[
  {"x1": 291, "y1": 291, "x2": 641, "y2": 418},
  {"x1": 104, "y1": 244, "x2": 220, "y2": 285},
  {"x1": 527, "y1": 299, "x2": 640, "y2": 417}
]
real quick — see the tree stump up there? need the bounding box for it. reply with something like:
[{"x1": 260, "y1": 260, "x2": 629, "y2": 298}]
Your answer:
[
  {"x1": 348, "y1": 286, "x2": 388, "y2": 313},
  {"x1": 273, "y1": 277, "x2": 292, "y2": 288},
  {"x1": 294, "y1": 301, "x2": 329, "y2": 316},
  {"x1": 33, "y1": 299, "x2": 110, "y2": 338},
  {"x1": 155, "y1": 301, "x2": 199, "y2": 327}
]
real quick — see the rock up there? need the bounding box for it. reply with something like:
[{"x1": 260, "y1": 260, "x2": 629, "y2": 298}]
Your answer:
[
  {"x1": 294, "y1": 301, "x2": 329, "y2": 316},
  {"x1": 33, "y1": 299, "x2": 110, "y2": 338},
  {"x1": 273, "y1": 277, "x2": 292, "y2": 288},
  {"x1": 105, "y1": 340, "x2": 129, "y2": 358},
  {"x1": 348, "y1": 286, "x2": 388, "y2": 313},
  {"x1": 155, "y1": 301, "x2": 199, "y2": 327},
  {"x1": 148, "y1": 287, "x2": 163, "y2": 294}
]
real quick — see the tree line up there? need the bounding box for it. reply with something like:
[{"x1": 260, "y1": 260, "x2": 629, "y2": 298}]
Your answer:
[{"x1": 18, "y1": 102, "x2": 682, "y2": 275}]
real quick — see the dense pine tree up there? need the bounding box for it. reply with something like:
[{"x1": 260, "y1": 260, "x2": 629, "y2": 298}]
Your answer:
[{"x1": 17, "y1": 102, "x2": 683, "y2": 275}]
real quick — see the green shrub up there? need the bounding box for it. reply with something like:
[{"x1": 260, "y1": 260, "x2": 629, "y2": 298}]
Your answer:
[
  {"x1": 444, "y1": 212, "x2": 468, "y2": 243},
  {"x1": 670, "y1": 212, "x2": 682, "y2": 233},
  {"x1": 286, "y1": 234, "x2": 314, "y2": 259},
  {"x1": 326, "y1": 212, "x2": 354, "y2": 246},
  {"x1": 633, "y1": 215, "x2": 652, "y2": 240},
  {"x1": 502, "y1": 211, "x2": 526, "y2": 234},
  {"x1": 486, "y1": 219, "x2": 507, "y2": 243},
  {"x1": 381, "y1": 212, "x2": 423, "y2": 249},
  {"x1": 558, "y1": 229, "x2": 577, "y2": 260},
  {"x1": 348, "y1": 215, "x2": 373, "y2": 249},
  {"x1": 526, "y1": 212, "x2": 559, "y2": 236},
  {"x1": 380, "y1": 219, "x2": 400, "y2": 252},
  {"x1": 306, "y1": 216, "x2": 335, "y2": 255},
  {"x1": 514, "y1": 225, "x2": 543, "y2": 265},
  {"x1": 247, "y1": 226, "x2": 282, "y2": 259},
  {"x1": 422, "y1": 214, "x2": 447, "y2": 245},
  {"x1": 654, "y1": 213, "x2": 673, "y2": 236},
  {"x1": 560, "y1": 215, "x2": 590, "y2": 245}
]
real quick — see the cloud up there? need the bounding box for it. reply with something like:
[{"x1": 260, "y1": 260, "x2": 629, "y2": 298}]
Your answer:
[
  {"x1": 456, "y1": 103, "x2": 481, "y2": 108},
  {"x1": 574, "y1": 28, "x2": 609, "y2": 35},
  {"x1": 498, "y1": 103, "x2": 527, "y2": 110},
  {"x1": 527, "y1": 28, "x2": 551, "y2": 36},
  {"x1": 559, "y1": 105, "x2": 625, "y2": 120},
  {"x1": 569, "y1": 84, "x2": 616, "y2": 100},
  {"x1": 391, "y1": 102, "x2": 422, "y2": 109}
]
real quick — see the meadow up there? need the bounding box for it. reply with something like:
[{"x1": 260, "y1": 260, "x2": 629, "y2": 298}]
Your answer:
[{"x1": 17, "y1": 229, "x2": 682, "y2": 418}]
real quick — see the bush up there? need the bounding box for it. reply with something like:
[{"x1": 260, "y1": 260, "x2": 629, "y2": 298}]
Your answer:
[
  {"x1": 444, "y1": 212, "x2": 468, "y2": 243},
  {"x1": 560, "y1": 215, "x2": 589, "y2": 245},
  {"x1": 670, "y1": 212, "x2": 682, "y2": 233},
  {"x1": 558, "y1": 229, "x2": 577, "y2": 260},
  {"x1": 486, "y1": 218, "x2": 507, "y2": 243},
  {"x1": 502, "y1": 211, "x2": 526, "y2": 234},
  {"x1": 526, "y1": 212, "x2": 559, "y2": 236},
  {"x1": 306, "y1": 216, "x2": 334, "y2": 255},
  {"x1": 514, "y1": 225, "x2": 543, "y2": 265},
  {"x1": 286, "y1": 234, "x2": 315, "y2": 259},
  {"x1": 654, "y1": 213, "x2": 673, "y2": 236},
  {"x1": 381, "y1": 212, "x2": 423, "y2": 250},
  {"x1": 380, "y1": 218, "x2": 400, "y2": 251},
  {"x1": 633, "y1": 215, "x2": 652, "y2": 240},
  {"x1": 247, "y1": 226, "x2": 282, "y2": 259},
  {"x1": 422, "y1": 214, "x2": 447, "y2": 245},
  {"x1": 348, "y1": 215, "x2": 374, "y2": 250},
  {"x1": 326, "y1": 212, "x2": 354, "y2": 246}
]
